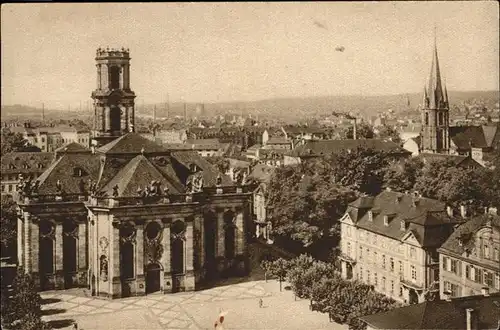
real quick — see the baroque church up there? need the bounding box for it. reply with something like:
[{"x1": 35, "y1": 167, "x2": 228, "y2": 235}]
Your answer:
[{"x1": 15, "y1": 48, "x2": 253, "y2": 298}]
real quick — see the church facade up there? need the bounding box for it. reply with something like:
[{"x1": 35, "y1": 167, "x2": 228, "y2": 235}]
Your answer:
[{"x1": 15, "y1": 49, "x2": 254, "y2": 299}]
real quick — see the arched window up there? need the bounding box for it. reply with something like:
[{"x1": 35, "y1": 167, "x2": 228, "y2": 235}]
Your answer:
[
  {"x1": 109, "y1": 106, "x2": 121, "y2": 132},
  {"x1": 63, "y1": 222, "x2": 78, "y2": 273},
  {"x1": 425, "y1": 113, "x2": 429, "y2": 125},
  {"x1": 39, "y1": 221, "x2": 54, "y2": 275},
  {"x1": 120, "y1": 225, "x2": 135, "y2": 280},
  {"x1": 171, "y1": 220, "x2": 185, "y2": 275},
  {"x1": 224, "y1": 211, "x2": 236, "y2": 259},
  {"x1": 109, "y1": 66, "x2": 120, "y2": 90}
]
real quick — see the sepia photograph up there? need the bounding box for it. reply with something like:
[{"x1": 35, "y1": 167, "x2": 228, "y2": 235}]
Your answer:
[{"x1": 1, "y1": 2, "x2": 499, "y2": 329}]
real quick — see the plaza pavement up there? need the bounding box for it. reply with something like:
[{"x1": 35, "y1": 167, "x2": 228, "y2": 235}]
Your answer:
[{"x1": 40, "y1": 280, "x2": 348, "y2": 330}]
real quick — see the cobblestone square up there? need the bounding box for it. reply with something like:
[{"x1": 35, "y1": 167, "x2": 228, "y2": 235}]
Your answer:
[{"x1": 41, "y1": 280, "x2": 348, "y2": 330}]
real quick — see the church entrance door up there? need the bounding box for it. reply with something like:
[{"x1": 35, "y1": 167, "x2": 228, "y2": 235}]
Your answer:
[{"x1": 146, "y1": 263, "x2": 161, "y2": 294}]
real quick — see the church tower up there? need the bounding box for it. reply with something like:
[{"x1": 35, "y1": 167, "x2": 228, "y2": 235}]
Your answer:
[
  {"x1": 420, "y1": 36, "x2": 450, "y2": 154},
  {"x1": 91, "y1": 47, "x2": 136, "y2": 146}
]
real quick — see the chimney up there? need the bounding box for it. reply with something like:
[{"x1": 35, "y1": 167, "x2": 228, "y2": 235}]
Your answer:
[
  {"x1": 90, "y1": 145, "x2": 95, "y2": 154},
  {"x1": 466, "y1": 308, "x2": 474, "y2": 330},
  {"x1": 481, "y1": 287, "x2": 489, "y2": 297},
  {"x1": 460, "y1": 205, "x2": 467, "y2": 219},
  {"x1": 447, "y1": 206, "x2": 454, "y2": 217}
]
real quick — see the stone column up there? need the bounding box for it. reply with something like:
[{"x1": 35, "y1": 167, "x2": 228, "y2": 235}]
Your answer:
[
  {"x1": 124, "y1": 64, "x2": 130, "y2": 90},
  {"x1": 128, "y1": 106, "x2": 135, "y2": 132},
  {"x1": 104, "y1": 106, "x2": 111, "y2": 132},
  {"x1": 102, "y1": 64, "x2": 109, "y2": 90},
  {"x1": 55, "y1": 223, "x2": 64, "y2": 289},
  {"x1": 17, "y1": 215, "x2": 24, "y2": 268},
  {"x1": 185, "y1": 221, "x2": 195, "y2": 291},
  {"x1": 197, "y1": 215, "x2": 205, "y2": 271},
  {"x1": 216, "y1": 211, "x2": 225, "y2": 258},
  {"x1": 97, "y1": 64, "x2": 101, "y2": 90},
  {"x1": 235, "y1": 210, "x2": 245, "y2": 255},
  {"x1": 124, "y1": 106, "x2": 129, "y2": 133},
  {"x1": 110, "y1": 222, "x2": 121, "y2": 298},
  {"x1": 78, "y1": 222, "x2": 87, "y2": 286},
  {"x1": 161, "y1": 223, "x2": 171, "y2": 293},
  {"x1": 119, "y1": 65, "x2": 124, "y2": 89},
  {"x1": 23, "y1": 214, "x2": 30, "y2": 271},
  {"x1": 136, "y1": 224, "x2": 145, "y2": 295},
  {"x1": 30, "y1": 219, "x2": 39, "y2": 279}
]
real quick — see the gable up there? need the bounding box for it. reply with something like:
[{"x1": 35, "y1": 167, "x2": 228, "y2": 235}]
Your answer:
[
  {"x1": 340, "y1": 212, "x2": 355, "y2": 225},
  {"x1": 401, "y1": 231, "x2": 422, "y2": 247}
]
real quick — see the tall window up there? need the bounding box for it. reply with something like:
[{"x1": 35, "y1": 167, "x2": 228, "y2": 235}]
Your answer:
[
  {"x1": 390, "y1": 280, "x2": 394, "y2": 294},
  {"x1": 367, "y1": 270, "x2": 371, "y2": 284},
  {"x1": 483, "y1": 244, "x2": 490, "y2": 259},
  {"x1": 359, "y1": 246, "x2": 363, "y2": 260},
  {"x1": 120, "y1": 225, "x2": 136, "y2": 279},
  {"x1": 109, "y1": 66, "x2": 120, "y2": 89},
  {"x1": 39, "y1": 221, "x2": 54, "y2": 275},
  {"x1": 382, "y1": 255, "x2": 386, "y2": 269},
  {"x1": 410, "y1": 247, "x2": 416, "y2": 259},
  {"x1": 63, "y1": 222, "x2": 78, "y2": 273},
  {"x1": 390, "y1": 258, "x2": 394, "y2": 272},
  {"x1": 411, "y1": 265, "x2": 417, "y2": 280},
  {"x1": 381, "y1": 277, "x2": 386, "y2": 291},
  {"x1": 171, "y1": 220, "x2": 186, "y2": 275},
  {"x1": 347, "y1": 242, "x2": 352, "y2": 257},
  {"x1": 399, "y1": 261, "x2": 403, "y2": 275},
  {"x1": 425, "y1": 113, "x2": 429, "y2": 125},
  {"x1": 374, "y1": 272, "x2": 378, "y2": 286},
  {"x1": 224, "y1": 211, "x2": 236, "y2": 259}
]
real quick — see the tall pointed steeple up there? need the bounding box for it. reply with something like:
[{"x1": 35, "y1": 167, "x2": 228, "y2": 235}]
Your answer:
[{"x1": 427, "y1": 28, "x2": 445, "y2": 109}]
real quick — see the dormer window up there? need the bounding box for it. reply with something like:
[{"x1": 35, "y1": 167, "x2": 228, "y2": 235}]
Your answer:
[
  {"x1": 384, "y1": 216, "x2": 389, "y2": 226},
  {"x1": 368, "y1": 211, "x2": 373, "y2": 222},
  {"x1": 73, "y1": 167, "x2": 84, "y2": 177},
  {"x1": 22, "y1": 163, "x2": 29, "y2": 169},
  {"x1": 9, "y1": 164, "x2": 15, "y2": 169},
  {"x1": 37, "y1": 163, "x2": 43, "y2": 169},
  {"x1": 400, "y1": 220, "x2": 406, "y2": 231}
]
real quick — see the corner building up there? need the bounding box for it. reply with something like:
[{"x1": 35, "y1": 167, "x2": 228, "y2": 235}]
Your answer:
[
  {"x1": 15, "y1": 49, "x2": 253, "y2": 299},
  {"x1": 339, "y1": 191, "x2": 459, "y2": 304}
]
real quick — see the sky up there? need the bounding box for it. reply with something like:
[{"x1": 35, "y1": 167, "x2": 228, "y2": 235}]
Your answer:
[{"x1": 1, "y1": 2, "x2": 499, "y2": 110}]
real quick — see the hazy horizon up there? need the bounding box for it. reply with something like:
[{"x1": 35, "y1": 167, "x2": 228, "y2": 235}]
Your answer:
[{"x1": 2, "y1": 2, "x2": 499, "y2": 110}]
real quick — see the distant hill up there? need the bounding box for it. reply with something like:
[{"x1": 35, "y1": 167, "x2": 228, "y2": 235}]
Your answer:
[{"x1": 2, "y1": 91, "x2": 498, "y2": 123}]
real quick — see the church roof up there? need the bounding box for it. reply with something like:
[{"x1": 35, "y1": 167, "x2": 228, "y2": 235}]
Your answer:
[
  {"x1": 55, "y1": 142, "x2": 90, "y2": 154},
  {"x1": 97, "y1": 133, "x2": 168, "y2": 154},
  {"x1": 99, "y1": 155, "x2": 184, "y2": 197},
  {"x1": 425, "y1": 37, "x2": 447, "y2": 110}
]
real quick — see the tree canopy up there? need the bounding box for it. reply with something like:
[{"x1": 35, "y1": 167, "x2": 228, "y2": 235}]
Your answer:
[
  {"x1": 376, "y1": 125, "x2": 402, "y2": 145},
  {"x1": 1, "y1": 131, "x2": 41, "y2": 155},
  {"x1": 1, "y1": 195, "x2": 17, "y2": 258},
  {"x1": 341, "y1": 122, "x2": 374, "y2": 140}
]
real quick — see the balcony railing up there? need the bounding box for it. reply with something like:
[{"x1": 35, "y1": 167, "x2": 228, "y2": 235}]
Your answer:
[{"x1": 18, "y1": 185, "x2": 253, "y2": 207}]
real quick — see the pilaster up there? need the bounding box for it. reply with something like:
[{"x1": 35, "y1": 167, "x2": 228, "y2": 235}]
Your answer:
[
  {"x1": 136, "y1": 223, "x2": 145, "y2": 295},
  {"x1": 54, "y1": 222, "x2": 64, "y2": 289},
  {"x1": 161, "y1": 222, "x2": 172, "y2": 293},
  {"x1": 111, "y1": 221, "x2": 121, "y2": 298},
  {"x1": 235, "y1": 209, "x2": 245, "y2": 255},
  {"x1": 185, "y1": 221, "x2": 195, "y2": 291},
  {"x1": 30, "y1": 219, "x2": 39, "y2": 276},
  {"x1": 216, "y1": 211, "x2": 225, "y2": 258},
  {"x1": 78, "y1": 222, "x2": 87, "y2": 285}
]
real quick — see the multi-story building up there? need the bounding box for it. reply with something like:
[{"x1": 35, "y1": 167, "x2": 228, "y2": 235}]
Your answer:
[
  {"x1": 438, "y1": 210, "x2": 500, "y2": 298},
  {"x1": 1, "y1": 152, "x2": 55, "y2": 195},
  {"x1": 339, "y1": 191, "x2": 459, "y2": 304},
  {"x1": 7, "y1": 124, "x2": 90, "y2": 152},
  {"x1": 15, "y1": 48, "x2": 253, "y2": 299}
]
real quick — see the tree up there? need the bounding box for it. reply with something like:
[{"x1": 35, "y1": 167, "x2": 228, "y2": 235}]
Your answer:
[
  {"x1": 1, "y1": 195, "x2": 17, "y2": 259},
  {"x1": 0, "y1": 269, "x2": 51, "y2": 330},
  {"x1": 1, "y1": 131, "x2": 41, "y2": 155},
  {"x1": 414, "y1": 159, "x2": 489, "y2": 212},
  {"x1": 383, "y1": 157, "x2": 424, "y2": 192},
  {"x1": 376, "y1": 125, "x2": 402, "y2": 145},
  {"x1": 346, "y1": 291, "x2": 399, "y2": 330},
  {"x1": 325, "y1": 147, "x2": 393, "y2": 195},
  {"x1": 265, "y1": 258, "x2": 291, "y2": 292},
  {"x1": 342, "y1": 122, "x2": 374, "y2": 140}
]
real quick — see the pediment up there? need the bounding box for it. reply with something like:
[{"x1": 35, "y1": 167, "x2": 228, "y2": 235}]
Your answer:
[
  {"x1": 401, "y1": 231, "x2": 421, "y2": 247},
  {"x1": 340, "y1": 212, "x2": 355, "y2": 225}
]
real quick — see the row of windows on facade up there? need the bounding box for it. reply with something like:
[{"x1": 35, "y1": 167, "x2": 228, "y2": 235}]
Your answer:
[
  {"x1": 357, "y1": 267, "x2": 408, "y2": 297},
  {"x1": 442, "y1": 256, "x2": 500, "y2": 289},
  {"x1": 37, "y1": 219, "x2": 238, "y2": 279},
  {"x1": 347, "y1": 243, "x2": 418, "y2": 269}
]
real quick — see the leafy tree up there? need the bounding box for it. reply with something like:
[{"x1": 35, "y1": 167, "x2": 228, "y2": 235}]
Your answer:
[
  {"x1": 383, "y1": 157, "x2": 424, "y2": 192},
  {"x1": 0, "y1": 269, "x2": 51, "y2": 330},
  {"x1": 346, "y1": 291, "x2": 400, "y2": 330},
  {"x1": 1, "y1": 195, "x2": 17, "y2": 259},
  {"x1": 265, "y1": 258, "x2": 291, "y2": 292},
  {"x1": 342, "y1": 122, "x2": 374, "y2": 140},
  {"x1": 325, "y1": 147, "x2": 393, "y2": 195},
  {"x1": 1, "y1": 131, "x2": 41, "y2": 155},
  {"x1": 414, "y1": 159, "x2": 489, "y2": 212},
  {"x1": 376, "y1": 125, "x2": 402, "y2": 145}
]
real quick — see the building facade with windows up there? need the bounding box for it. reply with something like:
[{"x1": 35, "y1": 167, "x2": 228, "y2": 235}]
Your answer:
[
  {"x1": 339, "y1": 191, "x2": 459, "y2": 304},
  {"x1": 438, "y1": 210, "x2": 500, "y2": 298}
]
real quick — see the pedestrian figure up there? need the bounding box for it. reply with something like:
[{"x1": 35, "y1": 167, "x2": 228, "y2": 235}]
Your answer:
[{"x1": 259, "y1": 298, "x2": 263, "y2": 308}]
